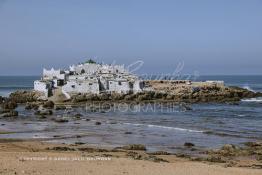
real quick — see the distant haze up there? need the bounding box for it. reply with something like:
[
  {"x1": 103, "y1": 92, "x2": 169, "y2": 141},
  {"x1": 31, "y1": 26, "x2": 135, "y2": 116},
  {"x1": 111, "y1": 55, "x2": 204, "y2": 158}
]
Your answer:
[{"x1": 0, "y1": 0, "x2": 261, "y2": 75}]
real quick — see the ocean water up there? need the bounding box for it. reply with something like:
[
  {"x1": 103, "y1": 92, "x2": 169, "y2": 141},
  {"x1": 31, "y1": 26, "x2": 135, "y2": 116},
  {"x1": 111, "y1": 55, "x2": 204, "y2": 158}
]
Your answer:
[
  {"x1": 0, "y1": 75, "x2": 262, "y2": 152},
  {"x1": 0, "y1": 76, "x2": 39, "y2": 97}
]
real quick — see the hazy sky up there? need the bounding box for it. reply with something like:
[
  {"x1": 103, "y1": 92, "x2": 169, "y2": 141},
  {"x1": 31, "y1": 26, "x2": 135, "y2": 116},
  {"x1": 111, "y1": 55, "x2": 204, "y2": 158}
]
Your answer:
[{"x1": 0, "y1": 0, "x2": 261, "y2": 75}]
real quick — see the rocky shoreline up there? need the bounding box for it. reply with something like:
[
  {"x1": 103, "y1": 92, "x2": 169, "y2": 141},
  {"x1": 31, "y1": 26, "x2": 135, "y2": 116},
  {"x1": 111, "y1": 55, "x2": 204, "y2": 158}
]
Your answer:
[{"x1": 1, "y1": 82, "x2": 262, "y2": 118}]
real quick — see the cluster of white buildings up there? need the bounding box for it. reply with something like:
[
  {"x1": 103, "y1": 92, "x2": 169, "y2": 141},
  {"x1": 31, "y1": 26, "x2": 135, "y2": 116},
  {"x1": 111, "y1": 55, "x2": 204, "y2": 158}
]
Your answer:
[{"x1": 34, "y1": 61, "x2": 145, "y2": 98}]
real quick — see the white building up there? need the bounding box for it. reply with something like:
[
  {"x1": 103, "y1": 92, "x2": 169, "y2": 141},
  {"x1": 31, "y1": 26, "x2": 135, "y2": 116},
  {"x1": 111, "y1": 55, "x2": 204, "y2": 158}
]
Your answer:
[
  {"x1": 34, "y1": 80, "x2": 53, "y2": 97},
  {"x1": 34, "y1": 61, "x2": 145, "y2": 98}
]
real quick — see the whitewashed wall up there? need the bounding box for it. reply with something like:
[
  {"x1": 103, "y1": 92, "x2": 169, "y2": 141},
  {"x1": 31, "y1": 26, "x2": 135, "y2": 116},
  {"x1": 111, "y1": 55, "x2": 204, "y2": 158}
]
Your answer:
[{"x1": 62, "y1": 80, "x2": 99, "y2": 94}]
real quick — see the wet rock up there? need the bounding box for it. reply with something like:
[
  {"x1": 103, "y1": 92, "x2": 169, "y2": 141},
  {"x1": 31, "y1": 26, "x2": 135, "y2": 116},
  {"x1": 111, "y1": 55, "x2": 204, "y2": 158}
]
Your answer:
[
  {"x1": 0, "y1": 96, "x2": 3, "y2": 104},
  {"x1": 184, "y1": 142, "x2": 195, "y2": 147},
  {"x1": 126, "y1": 151, "x2": 143, "y2": 160},
  {"x1": 206, "y1": 156, "x2": 226, "y2": 163},
  {"x1": 0, "y1": 110, "x2": 18, "y2": 118},
  {"x1": 74, "y1": 113, "x2": 82, "y2": 117},
  {"x1": 179, "y1": 103, "x2": 192, "y2": 111},
  {"x1": 9, "y1": 90, "x2": 41, "y2": 103},
  {"x1": 25, "y1": 102, "x2": 40, "y2": 110},
  {"x1": 1, "y1": 100, "x2": 17, "y2": 110},
  {"x1": 124, "y1": 132, "x2": 133, "y2": 135},
  {"x1": 175, "y1": 153, "x2": 191, "y2": 158},
  {"x1": 149, "y1": 151, "x2": 171, "y2": 155},
  {"x1": 43, "y1": 101, "x2": 54, "y2": 109},
  {"x1": 95, "y1": 122, "x2": 101, "y2": 125},
  {"x1": 121, "y1": 144, "x2": 147, "y2": 151},
  {"x1": 109, "y1": 121, "x2": 117, "y2": 124},
  {"x1": 244, "y1": 142, "x2": 262, "y2": 148},
  {"x1": 144, "y1": 155, "x2": 169, "y2": 163},
  {"x1": 75, "y1": 142, "x2": 85, "y2": 145},
  {"x1": 34, "y1": 110, "x2": 53, "y2": 116},
  {"x1": 78, "y1": 147, "x2": 108, "y2": 153},
  {"x1": 221, "y1": 144, "x2": 237, "y2": 152},
  {"x1": 54, "y1": 118, "x2": 69, "y2": 123},
  {"x1": 54, "y1": 106, "x2": 66, "y2": 110},
  {"x1": 48, "y1": 147, "x2": 75, "y2": 151},
  {"x1": 0, "y1": 109, "x2": 11, "y2": 114}
]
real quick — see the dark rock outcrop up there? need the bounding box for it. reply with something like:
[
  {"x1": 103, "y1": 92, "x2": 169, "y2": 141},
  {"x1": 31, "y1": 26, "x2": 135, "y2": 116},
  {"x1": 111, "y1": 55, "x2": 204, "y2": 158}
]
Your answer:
[
  {"x1": 1, "y1": 100, "x2": 17, "y2": 110},
  {"x1": 34, "y1": 109, "x2": 53, "y2": 116},
  {"x1": 121, "y1": 144, "x2": 147, "y2": 151},
  {"x1": 9, "y1": 91, "x2": 41, "y2": 103},
  {"x1": 43, "y1": 101, "x2": 55, "y2": 109}
]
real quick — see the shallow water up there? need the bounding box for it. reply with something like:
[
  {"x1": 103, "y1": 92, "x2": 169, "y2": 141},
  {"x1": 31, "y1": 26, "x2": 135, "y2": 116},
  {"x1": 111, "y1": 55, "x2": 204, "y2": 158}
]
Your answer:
[{"x1": 0, "y1": 101, "x2": 261, "y2": 153}]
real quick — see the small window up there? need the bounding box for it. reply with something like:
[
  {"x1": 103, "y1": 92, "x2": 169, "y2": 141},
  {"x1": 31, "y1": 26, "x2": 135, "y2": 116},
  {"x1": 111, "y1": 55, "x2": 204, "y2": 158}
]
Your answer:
[
  {"x1": 118, "y1": 82, "x2": 122, "y2": 85},
  {"x1": 89, "y1": 83, "x2": 93, "y2": 85},
  {"x1": 71, "y1": 85, "x2": 75, "y2": 88}
]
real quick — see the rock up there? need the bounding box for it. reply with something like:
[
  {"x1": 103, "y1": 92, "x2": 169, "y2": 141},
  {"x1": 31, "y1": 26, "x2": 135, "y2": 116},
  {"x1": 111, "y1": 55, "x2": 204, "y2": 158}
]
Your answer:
[
  {"x1": 0, "y1": 109, "x2": 11, "y2": 114},
  {"x1": 74, "y1": 113, "x2": 82, "y2": 117},
  {"x1": 25, "y1": 102, "x2": 40, "y2": 110},
  {"x1": 149, "y1": 151, "x2": 171, "y2": 155},
  {"x1": 34, "y1": 110, "x2": 53, "y2": 116},
  {"x1": 0, "y1": 96, "x2": 4, "y2": 104},
  {"x1": 95, "y1": 122, "x2": 101, "y2": 125},
  {"x1": 1, "y1": 100, "x2": 17, "y2": 110},
  {"x1": 124, "y1": 132, "x2": 133, "y2": 134},
  {"x1": 43, "y1": 101, "x2": 54, "y2": 109},
  {"x1": 9, "y1": 110, "x2": 18, "y2": 116},
  {"x1": 126, "y1": 151, "x2": 143, "y2": 160},
  {"x1": 221, "y1": 144, "x2": 236, "y2": 152},
  {"x1": 54, "y1": 118, "x2": 69, "y2": 123},
  {"x1": 75, "y1": 142, "x2": 85, "y2": 145},
  {"x1": 121, "y1": 144, "x2": 147, "y2": 151},
  {"x1": 244, "y1": 142, "x2": 262, "y2": 148},
  {"x1": 9, "y1": 90, "x2": 41, "y2": 103},
  {"x1": 144, "y1": 155, "x2": 169, "y2": 163},
  {"x1": 54, "y1": 106, "x2": 66, "y2": 110},
  {"x1": 0, "y1": 110, "x2": 18, "y2": 117},
  {"x1": 184, "y1": 142, "x2": 195, "y2": 147},
  {"x1": 206, "y1": 156, "x2": 226, "y2": 163},
  {"x1": 48, "y1": 147, "x2": 75, "y2": 151}
]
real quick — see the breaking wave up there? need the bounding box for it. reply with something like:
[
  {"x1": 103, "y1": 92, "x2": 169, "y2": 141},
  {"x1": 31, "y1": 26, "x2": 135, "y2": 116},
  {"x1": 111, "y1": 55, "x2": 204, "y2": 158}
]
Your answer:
[
  {"x1": 123, "y1": 123, "x2": 203, "y2": 133},
  {"x1": 241, "y1": 97, "x2": 262, "y2": 102},
  {"x1": 242, "y1": 85, "x2": 255, "y2": 92}
]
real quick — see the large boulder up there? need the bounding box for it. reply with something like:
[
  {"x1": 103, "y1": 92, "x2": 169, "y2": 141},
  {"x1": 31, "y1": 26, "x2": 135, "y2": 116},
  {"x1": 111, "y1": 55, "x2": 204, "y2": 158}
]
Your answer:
[
  {"x1": 1, "y1": 100, "x2": 17, "y2": 110},
  {"x1": 43, "y1": 101, "x2": 54, "y2": 109},
  {"x1": 9, "y1": 90, "x2": 41, "y2": 103}
]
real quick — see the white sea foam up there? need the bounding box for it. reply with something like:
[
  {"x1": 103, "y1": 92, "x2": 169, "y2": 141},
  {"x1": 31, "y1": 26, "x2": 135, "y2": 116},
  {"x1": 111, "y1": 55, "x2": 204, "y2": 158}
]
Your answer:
[
  {"x1": 242, "y1": 85, "x2": 255, "y2": 92},
  {"x1": 241, "y1": 97, "x2": 262, "y2": 102},
  {"x1": 123, "y1": 123, "x2": 203, "y2": 133}
]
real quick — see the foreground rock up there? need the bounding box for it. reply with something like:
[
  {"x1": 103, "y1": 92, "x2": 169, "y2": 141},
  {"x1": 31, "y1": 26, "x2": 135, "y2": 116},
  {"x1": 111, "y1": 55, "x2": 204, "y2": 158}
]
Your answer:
[
  {"x1": 1, "y1": 100, "x2": 17, "y2": 110},
  {"x1": 120, "y1": 144, "x2": 147, "y2": 151},
  {"x1": 43, "y1": 101, "x2": 55, "y2": 109},
  {"x1": 0, "y1": 110, "x2": 18, "y2": 118},
  {"x1": 190, "y1": 142, "x2": 262, "y2": 168},
  {"x1": 9, "y1": 90, "x2": 43, "y2": 103}
]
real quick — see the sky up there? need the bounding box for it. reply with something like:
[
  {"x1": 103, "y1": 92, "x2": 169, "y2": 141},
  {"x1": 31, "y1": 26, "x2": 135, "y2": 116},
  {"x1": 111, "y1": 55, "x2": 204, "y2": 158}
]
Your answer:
[{"x1": 0, "y1": 0, "x2": 261, "y2": 75}]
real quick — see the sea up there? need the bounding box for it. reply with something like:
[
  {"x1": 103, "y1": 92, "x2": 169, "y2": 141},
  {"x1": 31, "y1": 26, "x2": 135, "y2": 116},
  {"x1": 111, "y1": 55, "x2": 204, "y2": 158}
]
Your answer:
[{"x1": 0, "y1": 75, "x2": 261, "y2": 153}]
